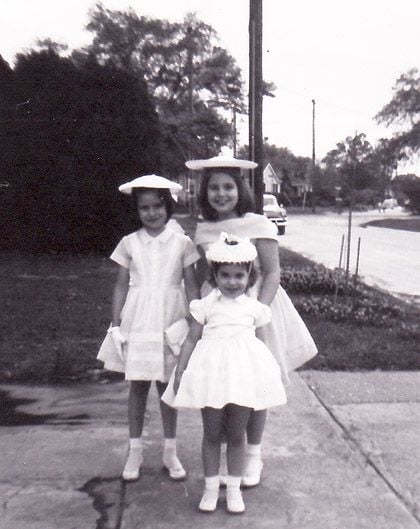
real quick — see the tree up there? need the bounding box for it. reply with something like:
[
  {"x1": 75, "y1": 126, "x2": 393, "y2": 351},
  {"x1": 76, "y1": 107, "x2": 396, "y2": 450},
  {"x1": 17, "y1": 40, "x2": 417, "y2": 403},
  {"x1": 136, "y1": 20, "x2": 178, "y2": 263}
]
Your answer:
[
  {"x1": 391, "y1": 174, "x2": 420, "y2": 214},
  {"x1": 322, "y1": 133, "x2": 376, "y2": 202},
  {"x1": 0, "y1": 48, "x2": 160, "y2": 253},
  {"x1": 375, "y1": 68, "x2": 420, "y2": 158},
  {"x1": 81, "y1": 4, "x2": 245, "y2": 168}
]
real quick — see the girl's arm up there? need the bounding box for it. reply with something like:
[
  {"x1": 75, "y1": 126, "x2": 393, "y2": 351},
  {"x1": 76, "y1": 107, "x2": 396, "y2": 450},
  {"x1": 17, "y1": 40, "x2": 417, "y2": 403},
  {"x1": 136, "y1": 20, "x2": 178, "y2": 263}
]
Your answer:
[
  {"x1": 174, "y1": 319, "x2": 203, "y2": 393},
  {"x1": 183, "y1": 263, "x2": 200, "y2": 303},
  {"x1": 111, "y1": 265, "x2": 130, "y2": 326},
  {"x1": 255, "y1": 238, "x2": 281, "y2": 306},
  {"x1": 195, "y1": 245, "x2": 208, "y2": 289}
]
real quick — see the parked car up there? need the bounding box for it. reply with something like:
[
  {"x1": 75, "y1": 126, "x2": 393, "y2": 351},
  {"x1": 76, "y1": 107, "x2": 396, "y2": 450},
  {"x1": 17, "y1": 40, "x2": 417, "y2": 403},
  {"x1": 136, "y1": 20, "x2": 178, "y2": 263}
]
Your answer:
[{"x1": 263, "y1": 193, "x2": 287, "y2": 235}]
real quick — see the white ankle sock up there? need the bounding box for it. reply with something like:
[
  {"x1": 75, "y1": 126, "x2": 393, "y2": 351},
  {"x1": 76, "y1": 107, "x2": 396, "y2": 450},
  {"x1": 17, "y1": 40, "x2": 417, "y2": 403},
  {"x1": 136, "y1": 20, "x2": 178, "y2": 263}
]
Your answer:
[
  {"x1": 205, "y1": 475, "x2": 221, "y2": 490},
  {"x1": 164, "y1": 438, "x2": 176, "y2": 450},
  {"x1": 129, "y1": 437, "x2": 143, "y2": 449},
  {"x1": 163, "y1": 438, "x2": 177, "y2": 461},
  {"x1": 247, "y1": 443, "x2": 261, "y2": 457},
  {"x1": 226, "y1": 475, "x2": 242, "y2": 490}
]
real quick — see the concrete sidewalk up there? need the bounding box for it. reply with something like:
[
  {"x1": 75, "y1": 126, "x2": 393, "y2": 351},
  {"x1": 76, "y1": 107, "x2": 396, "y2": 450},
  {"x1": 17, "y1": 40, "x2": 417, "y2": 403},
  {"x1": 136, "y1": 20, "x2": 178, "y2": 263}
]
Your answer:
[{"x1": 1, "y1": 371, "x2": 419, "y2": 529}]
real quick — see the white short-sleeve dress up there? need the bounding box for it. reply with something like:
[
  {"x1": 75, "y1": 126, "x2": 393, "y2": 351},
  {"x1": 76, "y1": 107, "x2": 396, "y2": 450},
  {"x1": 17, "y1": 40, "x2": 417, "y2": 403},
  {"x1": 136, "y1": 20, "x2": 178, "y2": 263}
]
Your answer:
[
  {"x1": 194, "y1": 213, "x2": 318, "y2": 385},
  {"x1": 97, "y1": 226, "x2": 200, "y2": 382},
  {"x1": 162, "y1": 289, "x2": 287, "y2": 410}
]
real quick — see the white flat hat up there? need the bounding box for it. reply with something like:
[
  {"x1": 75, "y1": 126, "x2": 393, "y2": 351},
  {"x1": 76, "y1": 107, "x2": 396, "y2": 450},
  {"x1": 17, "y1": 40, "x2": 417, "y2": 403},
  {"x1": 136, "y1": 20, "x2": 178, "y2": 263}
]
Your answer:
[
  {"x1": 118, "y1": 174, "x2": 183, "y2": 195},
  {"x1": 186, "y1": 146, "x2": 257, "y2": 171}
]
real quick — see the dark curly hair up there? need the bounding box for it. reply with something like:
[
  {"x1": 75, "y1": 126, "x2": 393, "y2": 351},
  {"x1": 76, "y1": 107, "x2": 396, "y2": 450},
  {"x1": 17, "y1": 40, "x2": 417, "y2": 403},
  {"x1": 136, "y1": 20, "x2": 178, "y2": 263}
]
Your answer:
[
  {"x1": 197, "y1": 167, "x2": 255, "y2": 220},
  {"x1": 131, "y1": 187, "x2": 174, "y2": 227},
  {"x1": 207, "y1": 261, "x2": 257, "y2": 290}
]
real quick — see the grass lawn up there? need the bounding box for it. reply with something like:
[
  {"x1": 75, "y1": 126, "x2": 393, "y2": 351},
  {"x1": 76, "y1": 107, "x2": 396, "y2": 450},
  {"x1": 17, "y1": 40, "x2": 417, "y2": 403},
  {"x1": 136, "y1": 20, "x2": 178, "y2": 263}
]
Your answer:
[
  {"x1": 1, "y1": 215, "x2": 419, "y2": 383},
  {"x1": 360, "y1": 217, "x2": 420, "y2": 232}
]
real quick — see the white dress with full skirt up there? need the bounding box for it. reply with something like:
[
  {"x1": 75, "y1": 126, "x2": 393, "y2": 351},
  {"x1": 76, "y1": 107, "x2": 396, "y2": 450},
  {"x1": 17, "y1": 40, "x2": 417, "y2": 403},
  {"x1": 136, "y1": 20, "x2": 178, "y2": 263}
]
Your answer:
[
  {"x1": 162, "y1": 290, "x2": 287, "y2": 410},
  {"x1": 97, "y1": 226, "x2": 200, "y2": 381}
]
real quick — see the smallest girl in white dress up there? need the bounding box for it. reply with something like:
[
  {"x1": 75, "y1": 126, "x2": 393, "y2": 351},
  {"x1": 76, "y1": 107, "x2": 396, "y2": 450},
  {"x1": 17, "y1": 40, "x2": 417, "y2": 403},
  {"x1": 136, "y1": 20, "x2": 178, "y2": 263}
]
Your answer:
[{"x1": 162, "y1": 233, "x2": 286, "y2": 514}]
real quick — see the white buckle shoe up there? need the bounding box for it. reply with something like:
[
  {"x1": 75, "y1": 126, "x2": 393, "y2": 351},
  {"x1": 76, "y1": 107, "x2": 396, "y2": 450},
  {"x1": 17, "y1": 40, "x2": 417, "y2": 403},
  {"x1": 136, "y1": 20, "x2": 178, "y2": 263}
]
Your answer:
[
  {"x1": 199, "y1": 488, "x2": 219, "y2": 512},
  {"x1": 226, "y1": 489, "x2": 245, "y2": 514},
  {"x1": 241, "y1": 457, "x2": 263, "y2": 488}
]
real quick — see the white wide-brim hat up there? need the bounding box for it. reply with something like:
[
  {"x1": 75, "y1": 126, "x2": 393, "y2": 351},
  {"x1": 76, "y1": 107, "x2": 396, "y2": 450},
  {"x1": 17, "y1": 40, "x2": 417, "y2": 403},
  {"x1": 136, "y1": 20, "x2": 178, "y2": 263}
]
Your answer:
[
  {"x1": 206, "y1": 232, "x2": 257, "y2": 263},
  {"x1": 185, "y1": 146, "x2": 257, "y2": 171},
  {"x1": 118, "y1": 174, "x2": 183, "y2": 195}
]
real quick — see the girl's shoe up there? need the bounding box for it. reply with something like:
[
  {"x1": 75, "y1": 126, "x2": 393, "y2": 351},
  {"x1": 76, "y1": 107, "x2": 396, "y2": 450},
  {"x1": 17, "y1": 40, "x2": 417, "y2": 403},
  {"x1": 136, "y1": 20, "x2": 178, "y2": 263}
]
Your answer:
[
  {"x1": 199, "y1": 488, "x2": 219, "y2": 512},
  {"x1": 241, "y1": 456, "x2": 263, "y2": 488},
  {"x1": 122, "y1": 448, "x2": 143, "y2": 481},
  {"x1": 226, "y1": 489, "x2": 245, "y2": 514},
  {"x1": 162, "y1": 453, "x2": 187, "y2": 481}
]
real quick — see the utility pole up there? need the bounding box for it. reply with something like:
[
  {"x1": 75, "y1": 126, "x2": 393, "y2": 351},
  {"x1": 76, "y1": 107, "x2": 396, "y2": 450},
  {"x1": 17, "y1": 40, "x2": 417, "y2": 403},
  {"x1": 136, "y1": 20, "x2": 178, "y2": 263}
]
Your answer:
[
  {"x1": 311, "y1": 98, "x2": 316, "y2": 212},
  {"x1": 186, "y1": 26, "x2": 194, "y2": 116},
  {"x1": 249, "y1": 0, "x2": 264, "y2": 213},
  {"x1": 232, "y1": 108, "x2": 237, "y2": 157}
]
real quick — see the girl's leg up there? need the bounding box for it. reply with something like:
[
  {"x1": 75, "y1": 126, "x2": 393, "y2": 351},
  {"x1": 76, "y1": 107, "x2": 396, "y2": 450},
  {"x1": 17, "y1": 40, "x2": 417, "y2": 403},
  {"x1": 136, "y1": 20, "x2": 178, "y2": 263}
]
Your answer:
[
  {"x1": 225, "y1": 404, "x2": 252, "y2": 477},
  {"x1": 199, "y1": 407, "x2": 225, "y2": 512},
  {"x1": 225, "y1": 404, "x2": 252, "y2": 514},
  {"x1": 201, "y1": 407, "x2": 224, "y2": 476},
  {"x1": 156, "y1": 381, "x2": 177, "y2": 438},
  {"x1": 123, "y1": 380, "x2": 151, "y2": 480},
  {"x1": 128, "y1": 380, "x2": 151, "y2": 437},
  {"x1": 156, "y1": 381, "x2": 186, "y2": 480},
  {"x1": 243, "y1": 408, "x2": 267, "y2": 487},
  {"x1": 246, "y1": 408, "x2": 267, "y2": 445}
]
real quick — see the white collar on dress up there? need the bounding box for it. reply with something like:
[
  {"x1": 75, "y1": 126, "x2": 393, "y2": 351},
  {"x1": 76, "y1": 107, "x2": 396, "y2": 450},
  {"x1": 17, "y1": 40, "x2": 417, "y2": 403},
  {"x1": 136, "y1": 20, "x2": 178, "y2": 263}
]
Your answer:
[
  {"x1": 214, "y1": 289, "x2": 248, "y2": 304},
  {"x1": 139, "y1": 226, "x2": 172, "y2": 245}
]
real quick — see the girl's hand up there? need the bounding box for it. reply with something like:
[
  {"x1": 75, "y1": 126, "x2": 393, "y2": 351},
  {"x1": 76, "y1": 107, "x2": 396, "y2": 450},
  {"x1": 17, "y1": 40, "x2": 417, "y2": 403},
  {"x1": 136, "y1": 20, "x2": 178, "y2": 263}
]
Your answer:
[{"x1": 108, "y1": 326, "x2": 126, "y2": 360}]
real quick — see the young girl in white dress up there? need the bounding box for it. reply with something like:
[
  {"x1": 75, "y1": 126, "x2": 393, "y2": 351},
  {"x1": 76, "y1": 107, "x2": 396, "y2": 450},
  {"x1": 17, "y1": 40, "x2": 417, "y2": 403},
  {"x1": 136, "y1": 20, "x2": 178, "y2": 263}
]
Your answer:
[
  {"x1": 186, "y1": 150, "x2": 318, "y2": 488},
  {"x1": 162, "y1": 233, "x2": 286, "y2": 514},
  {"x1": 97, "y1": 174, "x2": 200, "y2": 481}
]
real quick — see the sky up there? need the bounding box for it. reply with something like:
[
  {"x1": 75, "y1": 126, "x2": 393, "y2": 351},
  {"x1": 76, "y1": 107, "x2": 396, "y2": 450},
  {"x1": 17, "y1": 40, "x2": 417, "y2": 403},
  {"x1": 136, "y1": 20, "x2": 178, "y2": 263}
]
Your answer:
[{"x1": 1, "y1": 0, "x2": 419, "y2": 172}]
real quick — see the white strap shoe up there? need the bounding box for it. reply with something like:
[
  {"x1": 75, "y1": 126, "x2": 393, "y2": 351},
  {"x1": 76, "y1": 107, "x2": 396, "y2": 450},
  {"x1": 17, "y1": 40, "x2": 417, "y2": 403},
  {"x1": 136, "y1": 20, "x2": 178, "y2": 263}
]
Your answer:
[
  {"x1": 162, "y1": 453, "x2": 187, "y2": 481},
  {"x1": 199, "y1": 488, "x2": 219, "y2": 512},
  {"x1": 241, "y1": 456, "x2": 263, "y2": 487},
  {"x1": 226, "y1": 489, "x2": 245, "y2": 514}
]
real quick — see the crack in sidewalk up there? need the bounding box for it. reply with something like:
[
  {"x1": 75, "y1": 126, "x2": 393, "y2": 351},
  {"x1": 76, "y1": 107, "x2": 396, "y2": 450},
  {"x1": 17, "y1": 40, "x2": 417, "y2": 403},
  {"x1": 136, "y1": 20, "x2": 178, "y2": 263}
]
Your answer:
[{"x1": 79, "y1": 477, "x2": 127, "y2": 529}]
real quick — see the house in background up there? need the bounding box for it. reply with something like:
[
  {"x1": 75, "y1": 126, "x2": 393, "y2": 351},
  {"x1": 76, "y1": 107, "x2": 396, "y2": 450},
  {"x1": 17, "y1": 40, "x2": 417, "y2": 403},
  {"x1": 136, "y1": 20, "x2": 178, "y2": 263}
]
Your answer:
[
  {"x1": 288, "y1": 169, "x2": 312, "y2": 198},
  {"x1": 263, "y1": 163, "x2": 283, "y2": 194}
]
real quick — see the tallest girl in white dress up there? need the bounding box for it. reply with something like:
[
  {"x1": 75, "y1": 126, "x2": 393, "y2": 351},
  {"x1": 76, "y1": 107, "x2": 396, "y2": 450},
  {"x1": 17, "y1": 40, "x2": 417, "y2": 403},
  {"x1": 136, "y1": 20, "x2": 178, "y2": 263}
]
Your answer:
[{"x1": 187, "y1": 149, "x2": 318, "y2": 487}]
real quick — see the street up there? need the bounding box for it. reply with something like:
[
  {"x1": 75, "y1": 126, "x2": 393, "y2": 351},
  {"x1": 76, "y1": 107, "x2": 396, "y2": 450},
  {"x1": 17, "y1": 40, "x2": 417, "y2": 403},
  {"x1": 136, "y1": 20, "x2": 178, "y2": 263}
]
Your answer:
[{"x1": 280, "y1": 209, "x2": 420, "y2": 303}]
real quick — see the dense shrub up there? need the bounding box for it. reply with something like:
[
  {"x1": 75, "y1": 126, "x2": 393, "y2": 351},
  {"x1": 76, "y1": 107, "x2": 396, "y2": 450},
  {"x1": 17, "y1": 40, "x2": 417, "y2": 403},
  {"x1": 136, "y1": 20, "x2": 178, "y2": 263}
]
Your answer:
[
  {"x1": 293, "y1": 294, "x2": 410, "y2": 327},
  {"x1": 281, "y1": 265, "x2": 353, "y2": 295},
  {"x1": 281, "y1": 263, "x2": 419, "y2": 330}
]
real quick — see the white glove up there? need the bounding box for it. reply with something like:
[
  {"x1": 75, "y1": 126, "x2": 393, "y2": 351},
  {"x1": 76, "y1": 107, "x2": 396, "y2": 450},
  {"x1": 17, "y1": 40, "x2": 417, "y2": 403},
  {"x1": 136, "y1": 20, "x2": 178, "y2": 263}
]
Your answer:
[
  {"x1": 164, "y1": 318, "x2": 189, "y2": 356},
  {"x1": 107, "y1": 325, "x2": 126, "y2": 360}
]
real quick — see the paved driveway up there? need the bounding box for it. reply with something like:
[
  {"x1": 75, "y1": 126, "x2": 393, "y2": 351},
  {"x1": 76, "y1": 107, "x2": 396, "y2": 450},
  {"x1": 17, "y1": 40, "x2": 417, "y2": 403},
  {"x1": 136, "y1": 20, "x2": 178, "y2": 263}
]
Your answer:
[{"x1": 280, "y1": 209, "x2": 420, "y2": 302}]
